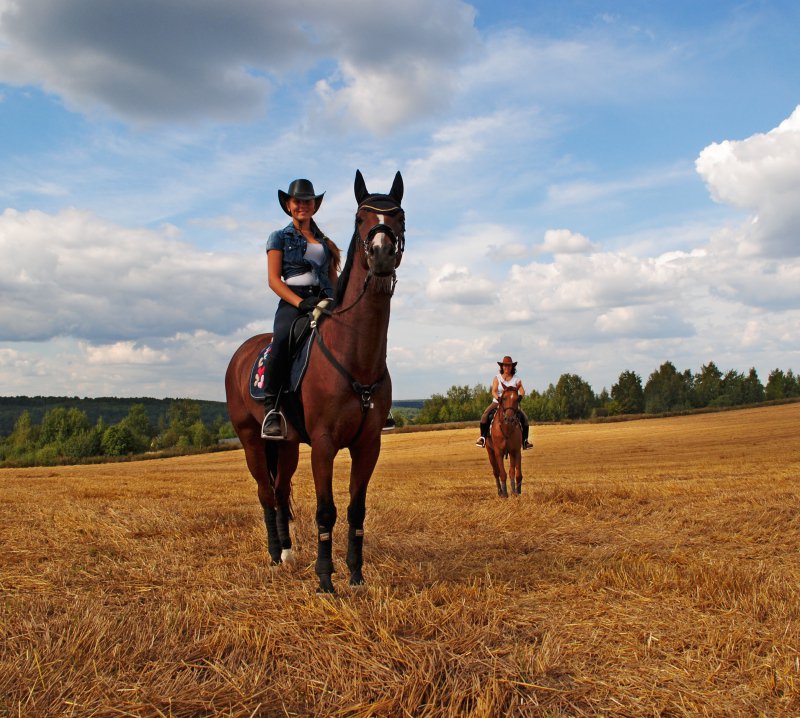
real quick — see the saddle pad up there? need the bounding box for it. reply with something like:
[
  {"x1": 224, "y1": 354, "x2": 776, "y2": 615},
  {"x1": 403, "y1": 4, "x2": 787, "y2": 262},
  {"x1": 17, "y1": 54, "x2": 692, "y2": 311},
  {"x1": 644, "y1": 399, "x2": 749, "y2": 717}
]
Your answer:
[{"x1": 249, "y1": 343, "x2": 272, "y2": 400}]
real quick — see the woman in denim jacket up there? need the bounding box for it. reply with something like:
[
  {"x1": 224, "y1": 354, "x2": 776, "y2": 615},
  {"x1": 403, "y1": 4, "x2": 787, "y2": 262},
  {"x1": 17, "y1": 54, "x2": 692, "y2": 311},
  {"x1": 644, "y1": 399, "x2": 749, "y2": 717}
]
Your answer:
[{"x1": 261, "y1": 178, "x2": 341, "y2": 437}]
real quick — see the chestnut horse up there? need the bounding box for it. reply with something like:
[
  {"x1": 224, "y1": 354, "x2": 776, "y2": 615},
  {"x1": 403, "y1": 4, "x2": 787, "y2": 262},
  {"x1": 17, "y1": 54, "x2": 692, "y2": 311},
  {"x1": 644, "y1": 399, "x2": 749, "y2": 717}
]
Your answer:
[
  {"x1": 225, "y1": 170, "x2": 404, "y2": 593},
  {"x1": 485, "y1": 386, "x2": 523, "y2": 497}
]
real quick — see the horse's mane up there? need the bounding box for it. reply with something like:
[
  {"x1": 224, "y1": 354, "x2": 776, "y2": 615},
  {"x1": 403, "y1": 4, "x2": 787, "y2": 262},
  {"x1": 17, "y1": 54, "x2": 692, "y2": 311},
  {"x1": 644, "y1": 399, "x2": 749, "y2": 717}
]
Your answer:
[{"x1": 333, "y1": 221, "x2": 360, "y2": 308}]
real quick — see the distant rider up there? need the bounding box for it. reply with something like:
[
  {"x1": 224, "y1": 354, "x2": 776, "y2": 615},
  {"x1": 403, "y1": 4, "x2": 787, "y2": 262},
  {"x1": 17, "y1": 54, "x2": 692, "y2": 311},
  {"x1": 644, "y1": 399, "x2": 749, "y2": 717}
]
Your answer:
[{"x1": 475, "y1": 355, "x2": 533, "y2": 449}]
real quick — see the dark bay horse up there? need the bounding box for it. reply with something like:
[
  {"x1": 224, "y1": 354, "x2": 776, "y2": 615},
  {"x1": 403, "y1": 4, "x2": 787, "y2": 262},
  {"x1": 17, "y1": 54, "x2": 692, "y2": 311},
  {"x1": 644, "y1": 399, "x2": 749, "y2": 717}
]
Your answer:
[
  {"x1": 485, "y1": 386, "x2": 523, "y2": 497},
  {"x1": 225, "y1": 170, "x2": 404, "y2": 593}
]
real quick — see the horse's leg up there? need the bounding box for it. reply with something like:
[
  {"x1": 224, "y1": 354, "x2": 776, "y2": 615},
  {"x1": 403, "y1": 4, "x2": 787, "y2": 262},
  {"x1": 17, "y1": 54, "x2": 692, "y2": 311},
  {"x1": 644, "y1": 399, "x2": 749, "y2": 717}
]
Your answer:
[
  {"x1": 310, "y1": 435, "x2": 339, "y2": 594},
  {"x1": 509, "y1": 450, "x2": 520, "y2": 496},
  {"x1": 514, "y1": 448, "x2": 523, "y2": 495},
  {"x1": 486, "y1": 446, "x2": 503, "y2": 496},
  {"x1": 274, "y1": 442, "x2": 299, "y2": 561},
  {"x1": 346, "y1": 440, "x2": 380, "y2": 587},
  {"x1": 241, "y1": 434, "x2": 282, "y2": 564},
  {"x1": 494, "y1": 446, "x2": 508, "y2": 498}
]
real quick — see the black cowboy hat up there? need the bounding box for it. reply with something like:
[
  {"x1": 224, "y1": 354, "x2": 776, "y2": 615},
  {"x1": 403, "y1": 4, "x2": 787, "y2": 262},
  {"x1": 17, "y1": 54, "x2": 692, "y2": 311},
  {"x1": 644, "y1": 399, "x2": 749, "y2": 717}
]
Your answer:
[
  {"x1": 278, "y1": 178, "x2": 325, "y2": 216},
  {"x1": 498, "y1": 355, "x2": 518, "y2": 368}
]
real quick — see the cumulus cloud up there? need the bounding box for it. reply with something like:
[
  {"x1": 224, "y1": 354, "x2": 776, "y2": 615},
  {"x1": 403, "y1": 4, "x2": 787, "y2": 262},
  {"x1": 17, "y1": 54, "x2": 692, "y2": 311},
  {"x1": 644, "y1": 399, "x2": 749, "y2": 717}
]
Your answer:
[
  {"x1": 0, "y1": 208, "x2": 265, "y2": 342},
  {"x1": 696, "y1": 105, "x2": 800, "y2": 257},
  {"x1": 426, "y1": 263, "x2": 496, "y2": 305},
  {"x1": 539, "y1": 228, "x2": 595, "y2": 254},
  {"x1": 0, "y1": 0, "x2": 476, "y2": 129}
]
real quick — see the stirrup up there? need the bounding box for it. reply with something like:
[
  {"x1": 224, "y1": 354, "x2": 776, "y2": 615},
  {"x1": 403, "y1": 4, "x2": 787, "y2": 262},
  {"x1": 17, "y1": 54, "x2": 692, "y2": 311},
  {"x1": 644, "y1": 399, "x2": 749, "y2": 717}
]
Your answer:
[
  {"x1": 382, "y1": 412, "x2": 396, "y2": 432},
  {"x1": 475, "y1": 436, "x2": 485, "y2": 448},
  {"x1": 261, "y1": 410, "x2": 285, "y2": 440}
]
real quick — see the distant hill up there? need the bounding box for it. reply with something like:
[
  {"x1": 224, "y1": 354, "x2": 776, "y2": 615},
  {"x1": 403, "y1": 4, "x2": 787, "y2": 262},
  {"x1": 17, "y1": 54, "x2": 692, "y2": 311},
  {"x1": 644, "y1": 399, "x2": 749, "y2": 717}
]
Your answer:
[
  {"x1": 392, "y1": 399, "x2": 425, "y2": 409},
  {"x1": 0, "y1": 396, "x2": 427, "y2": 436},
  {"x1": 0, "y1": 396, "x2": 230, "y2": 436}
]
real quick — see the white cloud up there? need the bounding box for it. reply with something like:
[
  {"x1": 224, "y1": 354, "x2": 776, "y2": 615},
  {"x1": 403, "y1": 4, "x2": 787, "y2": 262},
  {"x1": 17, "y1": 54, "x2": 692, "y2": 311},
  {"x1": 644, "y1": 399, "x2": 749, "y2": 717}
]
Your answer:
[
  {"x1": 0, "y1": 207, "x2": 265, "y2": 342},
  {"x1": 83, "y1": 341, "x2": 169, "y2": 365},
  {"x1": 425, "y1": 263, "x2": 496, "y2": 305},
  {"x1": 696, "y1": 105, "x2": 800, "y2": 257},
  {"x1": 539, "y1": 228, "x2": 595, "y2": 254}
]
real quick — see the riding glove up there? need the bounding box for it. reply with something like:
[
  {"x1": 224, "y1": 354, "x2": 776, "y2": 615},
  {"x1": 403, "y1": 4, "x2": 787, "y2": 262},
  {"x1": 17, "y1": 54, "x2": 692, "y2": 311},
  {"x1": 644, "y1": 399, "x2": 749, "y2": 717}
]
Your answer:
[{"x1": 298, "y1": 296, "x2": 322, "y2": 312}]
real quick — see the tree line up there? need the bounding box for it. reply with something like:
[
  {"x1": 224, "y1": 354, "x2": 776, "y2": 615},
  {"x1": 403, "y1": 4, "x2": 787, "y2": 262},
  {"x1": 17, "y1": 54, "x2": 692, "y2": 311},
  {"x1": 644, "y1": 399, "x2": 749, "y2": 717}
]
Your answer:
[
  {"x1": 414, "y1": 362, "x2": 800, "y2": 425},
  {"x1": 0, "y1": 399, "x2": 235, "y2": 468}
]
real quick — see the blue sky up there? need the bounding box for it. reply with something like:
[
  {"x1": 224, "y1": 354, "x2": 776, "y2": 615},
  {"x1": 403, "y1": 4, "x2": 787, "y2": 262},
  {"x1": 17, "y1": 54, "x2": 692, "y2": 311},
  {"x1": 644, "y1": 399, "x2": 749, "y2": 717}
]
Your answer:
[{"x1": 1, "y1": 0, "x2": 799, "y2": 401}]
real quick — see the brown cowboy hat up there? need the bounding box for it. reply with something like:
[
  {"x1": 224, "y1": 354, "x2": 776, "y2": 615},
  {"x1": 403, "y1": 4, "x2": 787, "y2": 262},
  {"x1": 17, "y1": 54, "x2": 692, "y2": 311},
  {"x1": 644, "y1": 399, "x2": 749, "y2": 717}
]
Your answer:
[
  {"x1": 278, "y1": 178, "x2": 325, "y2": 216},
  {"x1": 497, "y1": 356, "x2": 517, "y2": 368}
]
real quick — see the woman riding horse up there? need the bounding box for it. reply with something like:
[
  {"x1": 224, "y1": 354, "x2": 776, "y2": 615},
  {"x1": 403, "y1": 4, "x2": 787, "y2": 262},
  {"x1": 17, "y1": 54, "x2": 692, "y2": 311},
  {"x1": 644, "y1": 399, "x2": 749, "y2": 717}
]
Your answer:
[
  {"x1": 475, "y1": 355, "x2": 533, "y2": 449},
  {"x1": 225, "y1": 170, "x2": 404, "y2": 594}
]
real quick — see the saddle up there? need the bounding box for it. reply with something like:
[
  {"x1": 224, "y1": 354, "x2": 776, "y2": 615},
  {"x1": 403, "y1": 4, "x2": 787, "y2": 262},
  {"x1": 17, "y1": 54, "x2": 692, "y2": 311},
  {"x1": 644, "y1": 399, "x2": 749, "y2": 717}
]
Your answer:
[{"x1": 249, "y1": 300, "x2": 331, "y2": 401}]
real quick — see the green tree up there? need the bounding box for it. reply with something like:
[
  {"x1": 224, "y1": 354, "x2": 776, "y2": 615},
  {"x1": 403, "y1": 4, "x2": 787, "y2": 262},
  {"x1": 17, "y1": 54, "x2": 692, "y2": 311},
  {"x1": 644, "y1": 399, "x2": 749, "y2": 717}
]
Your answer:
[
  {"x1": 742, "y1": 368, "x2": 765, "y2": 404},
  {"x1": 118, "y1": 404, "x2": 154, "y2": 453},
  {"x1": 39, "y1": 407, "x2": 91, "y2": 446},
  {"x1": 766, "y1": 369, "x2": 787, "y2": 400},
  {"x1": 102, "y1": 424, "x2": 138, "y2": 456},
  {"x1": 554, "y1": 373, "x2": 595, "y2": 420},
  {"x1": 692, "y1": 362, "x2": 723, "y2": 408},
  {"x1": 611, "y1": 370, "x2": 644, "y2": 414},
  {"x1": 644, "y1": 362, "x2": 692, "y2": 414}
]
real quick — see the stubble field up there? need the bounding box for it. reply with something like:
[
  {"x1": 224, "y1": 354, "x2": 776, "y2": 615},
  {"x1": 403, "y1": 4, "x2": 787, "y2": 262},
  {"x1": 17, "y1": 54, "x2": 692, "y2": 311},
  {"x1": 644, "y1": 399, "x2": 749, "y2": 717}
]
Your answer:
[{"x1": 1, "y1": 403, "x2": 799, "y2": 717}]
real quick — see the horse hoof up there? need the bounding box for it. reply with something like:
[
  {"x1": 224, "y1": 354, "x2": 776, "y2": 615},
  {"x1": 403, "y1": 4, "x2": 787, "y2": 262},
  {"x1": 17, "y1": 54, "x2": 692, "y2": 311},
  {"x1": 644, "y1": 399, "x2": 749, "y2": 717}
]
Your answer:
[
  {"x1": 317, "y1": 575, "x2": 336, "y2": 594},
  {"x1": 281, "y1": 548, "x2": 294, "y2": 563},
  {"x1": 349, "y1": 570, "x2": 365, "y2": 586}
]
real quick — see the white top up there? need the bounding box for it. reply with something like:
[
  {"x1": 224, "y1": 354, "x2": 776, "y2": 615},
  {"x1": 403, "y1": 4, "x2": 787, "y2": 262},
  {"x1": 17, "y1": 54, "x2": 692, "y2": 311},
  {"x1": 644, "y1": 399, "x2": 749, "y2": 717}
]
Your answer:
[
  {"x1": 494, "y1": 373, "x2": 522, "y2": 401},
  {"x1": 285, "y1": 242, "x2": 325, "y2": 286}
]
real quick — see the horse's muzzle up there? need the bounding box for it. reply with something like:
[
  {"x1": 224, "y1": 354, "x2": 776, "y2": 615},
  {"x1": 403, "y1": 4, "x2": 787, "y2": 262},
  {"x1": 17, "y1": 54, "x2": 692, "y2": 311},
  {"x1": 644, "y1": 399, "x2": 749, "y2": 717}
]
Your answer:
[{"x1": 368, "y1": 239, "x2": 399, "y2": 276}]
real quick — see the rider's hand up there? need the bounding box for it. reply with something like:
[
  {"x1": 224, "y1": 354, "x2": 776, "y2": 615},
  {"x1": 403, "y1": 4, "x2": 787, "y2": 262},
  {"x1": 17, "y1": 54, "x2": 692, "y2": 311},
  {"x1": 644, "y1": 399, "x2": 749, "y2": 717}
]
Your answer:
[{"x1": 298, "y1": 296, "x2": 322, "y2": 312}]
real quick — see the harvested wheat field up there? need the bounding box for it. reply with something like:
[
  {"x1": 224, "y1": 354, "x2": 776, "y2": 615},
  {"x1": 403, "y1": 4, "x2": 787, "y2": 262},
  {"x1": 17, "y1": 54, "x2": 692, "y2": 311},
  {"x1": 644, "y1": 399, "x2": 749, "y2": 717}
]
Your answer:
[{"x1": 2, "y1": 403, "x2": 799, "y2": 717}]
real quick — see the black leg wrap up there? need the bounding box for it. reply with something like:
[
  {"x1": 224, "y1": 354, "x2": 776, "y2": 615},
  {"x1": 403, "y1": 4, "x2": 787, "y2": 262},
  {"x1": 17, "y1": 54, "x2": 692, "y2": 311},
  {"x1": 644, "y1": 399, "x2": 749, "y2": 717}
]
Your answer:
[
  {"x1": 346, "y1": 526, "x2": 365, "y2": 585},
  {"x1": 315, "y1": 527, "x2": 335, "y2": 577},
  {"x1": 262, "y1": 505, "x2": 282, "y2": 564},
  {"x1": 276, "y1": 504, "x2": 292, "y2": 550}
]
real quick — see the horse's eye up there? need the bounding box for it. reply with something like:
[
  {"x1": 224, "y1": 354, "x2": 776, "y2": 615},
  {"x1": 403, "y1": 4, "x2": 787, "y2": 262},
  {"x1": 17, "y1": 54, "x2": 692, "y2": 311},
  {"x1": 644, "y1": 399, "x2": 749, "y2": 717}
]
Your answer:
[{"x1": 356, "y1": 217, "x2": 364, "y2": 225}]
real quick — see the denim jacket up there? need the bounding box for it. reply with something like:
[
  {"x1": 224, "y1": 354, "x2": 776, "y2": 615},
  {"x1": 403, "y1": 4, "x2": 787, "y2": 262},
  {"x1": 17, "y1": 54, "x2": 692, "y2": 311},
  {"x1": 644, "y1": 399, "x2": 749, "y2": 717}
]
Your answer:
[{"x1": 265, "y1": 223, "x2": 335, "y2": 298}]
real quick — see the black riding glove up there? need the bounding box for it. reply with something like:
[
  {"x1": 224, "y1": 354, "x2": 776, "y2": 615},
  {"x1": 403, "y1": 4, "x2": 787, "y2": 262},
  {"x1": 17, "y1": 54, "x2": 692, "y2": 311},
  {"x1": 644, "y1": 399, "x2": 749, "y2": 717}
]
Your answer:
[{"x1": 298, "y1": 296, "x2": 322, "y2": 312}]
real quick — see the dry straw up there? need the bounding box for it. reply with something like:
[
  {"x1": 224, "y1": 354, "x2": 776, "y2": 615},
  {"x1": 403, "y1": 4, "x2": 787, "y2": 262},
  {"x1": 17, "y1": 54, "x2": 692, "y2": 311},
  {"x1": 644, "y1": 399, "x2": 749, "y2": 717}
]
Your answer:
[{"x1": 1, "y1": 404, "x2": 799, "y2": 716}]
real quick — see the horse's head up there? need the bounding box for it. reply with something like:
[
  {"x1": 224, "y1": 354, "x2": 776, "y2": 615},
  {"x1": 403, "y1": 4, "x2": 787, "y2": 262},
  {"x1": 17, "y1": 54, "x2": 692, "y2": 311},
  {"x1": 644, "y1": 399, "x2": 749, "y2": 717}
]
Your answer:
[
  {"x1": 499, "y1": 386, "x2": 520, "y2": 416},
  {"x1": 353, "y1": 169, "x2": 405, "y2": 278}
]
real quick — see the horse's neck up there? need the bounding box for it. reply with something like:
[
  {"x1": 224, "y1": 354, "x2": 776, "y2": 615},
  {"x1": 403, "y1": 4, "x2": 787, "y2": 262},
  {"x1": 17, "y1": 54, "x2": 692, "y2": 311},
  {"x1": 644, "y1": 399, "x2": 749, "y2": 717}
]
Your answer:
[{"x1": 323, "y1": 270, "x2": 392, "y2": 378}]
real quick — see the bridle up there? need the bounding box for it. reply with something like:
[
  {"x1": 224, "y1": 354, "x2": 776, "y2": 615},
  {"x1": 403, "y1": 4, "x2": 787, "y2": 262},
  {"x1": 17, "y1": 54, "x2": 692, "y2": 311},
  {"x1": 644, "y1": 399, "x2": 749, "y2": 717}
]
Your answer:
[
  {"x1": 331, "y1": 201, "x2": 405, "y2": 316},
  {"x1": 358, "y1": 201, "x2": 406, "y2": 259}
]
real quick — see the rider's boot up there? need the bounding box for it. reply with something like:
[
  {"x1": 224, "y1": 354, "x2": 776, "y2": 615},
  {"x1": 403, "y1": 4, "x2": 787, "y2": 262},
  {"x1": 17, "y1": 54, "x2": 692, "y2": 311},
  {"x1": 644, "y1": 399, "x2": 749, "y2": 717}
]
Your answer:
[
  {"x1": 261, "y1": 391, "x2": 283, "y2": 438},
  {"x1": 475, "y1": 422, "x2": 488, "y2": 447},
  {"x1": 522, "y1": 422, "x2": 533, "y2": 450}
]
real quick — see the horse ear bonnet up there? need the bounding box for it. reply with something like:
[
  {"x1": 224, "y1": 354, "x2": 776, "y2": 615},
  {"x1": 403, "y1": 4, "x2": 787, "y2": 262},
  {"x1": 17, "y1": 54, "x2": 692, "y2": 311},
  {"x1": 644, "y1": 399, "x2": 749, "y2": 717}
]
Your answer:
[{"x1": 354, "y1": 169, "x2": 404, "y2": 213}]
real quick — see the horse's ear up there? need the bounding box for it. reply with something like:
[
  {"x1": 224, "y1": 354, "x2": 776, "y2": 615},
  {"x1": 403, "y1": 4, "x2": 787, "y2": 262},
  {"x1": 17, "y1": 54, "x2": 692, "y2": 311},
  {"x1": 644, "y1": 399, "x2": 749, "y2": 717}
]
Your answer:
[
  {"x1": 390, "y1": 171, "x2": 403, "y2": 204},
  {"x1": 354, "y1": 169, "x2": 369, "y2": 204}
]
